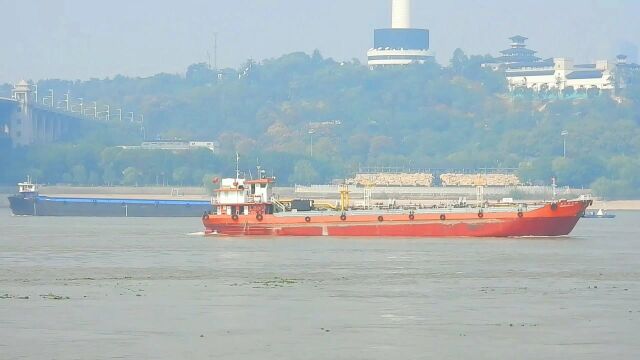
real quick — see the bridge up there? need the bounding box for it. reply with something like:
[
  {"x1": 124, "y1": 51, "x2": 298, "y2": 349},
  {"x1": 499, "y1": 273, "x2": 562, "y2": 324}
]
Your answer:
[{"x1": 0, "y1": 80, "x2": 143, "y2": 147}]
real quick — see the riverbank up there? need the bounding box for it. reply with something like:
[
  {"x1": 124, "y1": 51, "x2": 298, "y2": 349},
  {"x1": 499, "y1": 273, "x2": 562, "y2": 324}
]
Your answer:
[
  {"x1": 591, "y1": 200, "x2": 640, "y2": 211},
  {"x1": 2, "y1": 185, "x2": 640, "y2": 210}
]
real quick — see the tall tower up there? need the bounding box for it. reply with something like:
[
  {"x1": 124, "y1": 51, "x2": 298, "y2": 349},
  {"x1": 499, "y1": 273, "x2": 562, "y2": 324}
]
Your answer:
[
  {"x1": 392, "y1": 0, "x2": 411, "y2": 28},
  {"x1": 367, "y1": 0, "x2": 432, "y2": 67}
]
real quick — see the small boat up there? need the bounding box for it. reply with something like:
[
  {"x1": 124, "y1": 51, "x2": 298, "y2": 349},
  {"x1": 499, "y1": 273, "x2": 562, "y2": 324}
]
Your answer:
[
  {"x1": 582, "y1": 209, "x2": 616, "y2": 219},
  {"x1": 7, "y1": 177, "x2": 212, "y2": 217}
]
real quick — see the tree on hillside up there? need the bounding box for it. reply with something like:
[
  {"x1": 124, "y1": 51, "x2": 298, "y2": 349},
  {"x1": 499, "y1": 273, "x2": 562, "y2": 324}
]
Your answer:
[
  {"x1": 289, "y1": 160, "x2": 319, "y2": 185},
  {"x1": 122, "y1": 167, "x2": 142, "y2": 186},
  {"x1": 2, "y1": 50, "x2": 639, "y2": 198}
]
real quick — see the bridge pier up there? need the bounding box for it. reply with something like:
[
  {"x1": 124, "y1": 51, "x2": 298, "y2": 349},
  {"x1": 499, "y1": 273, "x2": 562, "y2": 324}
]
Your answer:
[{"x1": 30, "y1": 109, "x2": 69, "y2": 144}]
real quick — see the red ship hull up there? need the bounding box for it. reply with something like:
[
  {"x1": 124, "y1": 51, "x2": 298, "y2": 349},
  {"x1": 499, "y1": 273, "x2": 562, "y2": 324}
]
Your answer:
[{"x1": 202, "y1": 200, "x2": 591, "y2": 237}]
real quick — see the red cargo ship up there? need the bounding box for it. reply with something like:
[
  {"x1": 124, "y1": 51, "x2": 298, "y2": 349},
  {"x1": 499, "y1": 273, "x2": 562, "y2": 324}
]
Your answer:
[{"x1": 202, "y1": 171, "x2": 592, "y2": 238}]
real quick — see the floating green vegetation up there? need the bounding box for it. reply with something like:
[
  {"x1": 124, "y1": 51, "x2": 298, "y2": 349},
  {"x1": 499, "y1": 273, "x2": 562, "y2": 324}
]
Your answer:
[
  {"x1": 251, "y1": 277, "x2": 300, "y2": 288},
  {"x1": 40, "y1": 293, "x2": 71, "y2": 300}
]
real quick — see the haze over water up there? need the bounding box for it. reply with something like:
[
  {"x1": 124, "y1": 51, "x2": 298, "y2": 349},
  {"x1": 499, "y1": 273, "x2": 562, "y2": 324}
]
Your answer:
[{"x1": 1, "y1": 208, "x2": 638, "y2": 359}]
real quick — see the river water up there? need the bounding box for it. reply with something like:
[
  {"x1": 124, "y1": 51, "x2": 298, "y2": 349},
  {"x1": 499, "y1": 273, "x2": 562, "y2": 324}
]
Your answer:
[{"x1": 0, "y1": 208, "x2": 638, "y2": 359}]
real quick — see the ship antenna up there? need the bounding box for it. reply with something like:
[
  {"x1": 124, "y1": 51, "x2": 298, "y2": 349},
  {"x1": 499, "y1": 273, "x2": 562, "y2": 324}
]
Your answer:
[
  {"x1": 235, "y1": 152, "x2": 240, "y2": 182},
  {"x1": 256, "y1": 157, "x2": 261, "y2": 179}
]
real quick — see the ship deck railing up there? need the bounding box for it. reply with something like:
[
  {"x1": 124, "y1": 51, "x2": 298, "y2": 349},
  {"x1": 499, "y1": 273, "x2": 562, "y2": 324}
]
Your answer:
[
  {"x1": 294, "y1": 184, "x2": 584, "y2": 196},
  {"x1": 274, "y1": 205, "x2": 541, "y2": 217}
]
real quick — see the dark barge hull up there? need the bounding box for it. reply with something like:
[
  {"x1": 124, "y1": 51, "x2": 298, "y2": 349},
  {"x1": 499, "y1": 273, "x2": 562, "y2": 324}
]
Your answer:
[{"x1": 8, "y1": 195, "x2": 211, "y2": 217}]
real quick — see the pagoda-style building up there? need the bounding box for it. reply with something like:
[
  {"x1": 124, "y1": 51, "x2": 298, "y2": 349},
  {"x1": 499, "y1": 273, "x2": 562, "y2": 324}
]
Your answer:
[
  {"x1": 496, "y1": 35, "x2": 541, "y2": 64},
  {"x1": 485, "y1": 35, "x2": 636, "y2": 95},
  {"x1": 614, "y1": 54, "x2": 640, "y2": 90}
]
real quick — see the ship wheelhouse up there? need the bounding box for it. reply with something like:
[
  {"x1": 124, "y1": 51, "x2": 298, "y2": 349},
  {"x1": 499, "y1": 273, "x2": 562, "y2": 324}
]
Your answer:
[
  {"x1": 18, "y1": 182, "x2": 36, "y2": 194},
  {"x1": 16, "y1": 176, "x2": 37, "y2": 198},
  {"x1": 212, "y1": 176, "x2": 275, "y2": 216}
]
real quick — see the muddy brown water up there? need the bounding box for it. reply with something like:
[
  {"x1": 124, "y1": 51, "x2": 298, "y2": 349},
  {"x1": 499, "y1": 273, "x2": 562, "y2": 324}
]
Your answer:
[{"x1": 0, "y1": 208, "x2": 638, "y2": 359}]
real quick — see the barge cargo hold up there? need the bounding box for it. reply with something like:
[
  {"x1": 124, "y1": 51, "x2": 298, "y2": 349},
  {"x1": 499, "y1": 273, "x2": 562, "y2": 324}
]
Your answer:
[{"x1": 8, "y1": 180, "x2": 211, "y2": 217}]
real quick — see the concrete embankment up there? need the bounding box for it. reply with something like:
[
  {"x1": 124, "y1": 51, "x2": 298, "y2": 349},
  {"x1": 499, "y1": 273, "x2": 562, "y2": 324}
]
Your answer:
[{"x1": 591, "y1": 200, "x2": 640, "y2": 211}]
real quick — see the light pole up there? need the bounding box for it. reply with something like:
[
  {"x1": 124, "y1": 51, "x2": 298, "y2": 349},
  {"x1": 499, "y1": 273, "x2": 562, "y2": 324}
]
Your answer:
[
  {"x1": 113, "y1": 109, "x2": 122, "y2": 122},
  {"x1": 561, "y1": 130, "x2": 568, "y2": 158},
  {"x1": 42, "y1": 89, "x2": 53, "y2": 107},
  {"x1": 308, "y1": 129, "x2": 315, "y2": 157},
  {"x1": 139, "y1": 114, "x2": 145, "y2": 140},
  {"x1": 92, "y1": 101, "x2": 97, "y2": 118},
  {"x1": 61, "y1": 92, "x2": 70, "y2": 111},
  {"x1": 71, "y1": 98, "x2": 83, "y2": 114},
  {"x1": 97, "y1": 105, "x2": 110, "y2": 121},
  {"x1": 83, "y1": 101, "x2": 97, "y2": 118},
  {"x1": 30, "y1": 84, "x2": 38, "y2": 104}
]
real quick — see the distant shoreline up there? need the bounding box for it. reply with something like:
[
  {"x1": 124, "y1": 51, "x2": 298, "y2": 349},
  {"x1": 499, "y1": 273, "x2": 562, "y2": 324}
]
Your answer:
[
  {"x1": 590, "y1": 200, "x2": 640, "y2": 211},
  {"x1": 2, "y1": 186, "x2": 640, "y2": 210}
]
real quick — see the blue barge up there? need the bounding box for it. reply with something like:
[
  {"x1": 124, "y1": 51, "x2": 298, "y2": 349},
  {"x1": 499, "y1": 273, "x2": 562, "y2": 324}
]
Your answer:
[{"x1": 8, "y1": 179, "x2": 212, "y2": 217}]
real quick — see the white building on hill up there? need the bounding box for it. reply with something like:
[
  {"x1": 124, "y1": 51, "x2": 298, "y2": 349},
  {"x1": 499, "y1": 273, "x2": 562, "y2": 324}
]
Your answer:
[
  {"x1": 119, "y1": 140, "x2": 218, "y2": 153},
  {"x1": 488, "y1": 36, "x2": 639, "y2": 94},
  {"x1": 507, "y1": 58, "x2": 615, "y2": 92}
]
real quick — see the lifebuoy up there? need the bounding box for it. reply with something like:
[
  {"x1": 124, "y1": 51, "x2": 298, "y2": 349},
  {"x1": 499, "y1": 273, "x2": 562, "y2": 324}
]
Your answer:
[
  {"x1": 256, "y1": 213, "x2": 264, "y2": 221},
  {"x1": 440, "y1": 214, "x2": 446, "y2": 221},
  {"x1": 377, "y1": 216, "x2": 384, "y2": 222},
  {"x1": 478, "y1": 211, "x2": 484, "y2": 218},
  {"x1": 409, "y1": 214, "x2": 415, "y2": 221},
  {"x1": 304, "y1": 216, "x2": 311, "y2": 223},
  {"x1": 517, "y1": 211, "x2": 524, "y2": 218},
  {"x1": 232, "y1": 214, "x2": 239, "y2": 221},
  {"x1": 340, "y1": 214, "x2": 347, "y2": 221},
  {"x1": 550, "y1": 203, "x2": 558, "y2": 210}
]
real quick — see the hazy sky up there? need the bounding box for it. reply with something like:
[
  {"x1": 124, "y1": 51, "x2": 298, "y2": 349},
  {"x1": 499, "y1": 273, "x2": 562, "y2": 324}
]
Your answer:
[{"x1": 1, "y1": 0, "x2": 638, "y2": 83}]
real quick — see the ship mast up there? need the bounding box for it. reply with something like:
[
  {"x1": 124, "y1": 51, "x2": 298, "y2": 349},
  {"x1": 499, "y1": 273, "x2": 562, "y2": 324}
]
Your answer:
[{"x1": 235, "y1": 152, "x2": 240, "y2": 184}]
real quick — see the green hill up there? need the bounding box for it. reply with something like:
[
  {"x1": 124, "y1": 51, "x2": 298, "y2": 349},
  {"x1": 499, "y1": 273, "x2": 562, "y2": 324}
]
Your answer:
[{"x1": 2, "y1": 50, "x2": 639, "y2": 198}]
